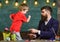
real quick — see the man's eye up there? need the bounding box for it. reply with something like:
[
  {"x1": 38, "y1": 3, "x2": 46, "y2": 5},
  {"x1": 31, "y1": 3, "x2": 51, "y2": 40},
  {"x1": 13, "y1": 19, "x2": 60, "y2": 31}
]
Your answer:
[{"x1": 42, "y1": 11, "x2": 44, "y2": 13}]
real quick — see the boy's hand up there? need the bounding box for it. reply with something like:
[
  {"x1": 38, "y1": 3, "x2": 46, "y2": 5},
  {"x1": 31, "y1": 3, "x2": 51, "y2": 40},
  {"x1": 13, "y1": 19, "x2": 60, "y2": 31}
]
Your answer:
[
  {"x1": 9, "y1": 14, "x2": 15, "y2": 21},
  {"x1": 28, "y1": 15, "x2": 31, "y2": 18},
  {"x1": 27, "y1": 15, "x2": 31, "y2": 22}
]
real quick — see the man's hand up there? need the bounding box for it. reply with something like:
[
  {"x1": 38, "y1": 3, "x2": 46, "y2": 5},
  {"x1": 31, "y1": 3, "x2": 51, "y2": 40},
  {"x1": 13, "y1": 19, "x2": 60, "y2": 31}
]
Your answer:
[
  {"x1": 28, "y1": 34, "x2": 36, "y2": 38},
  {"x1": 29, "y1": 28, "x2": 39, "y2": 33}
]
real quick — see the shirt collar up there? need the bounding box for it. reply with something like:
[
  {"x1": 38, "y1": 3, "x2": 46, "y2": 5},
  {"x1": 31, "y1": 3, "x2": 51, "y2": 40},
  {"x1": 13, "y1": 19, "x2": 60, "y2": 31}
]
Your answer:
[{"x1": 45, "y1": 16, "x2": 52, "y2": 22}]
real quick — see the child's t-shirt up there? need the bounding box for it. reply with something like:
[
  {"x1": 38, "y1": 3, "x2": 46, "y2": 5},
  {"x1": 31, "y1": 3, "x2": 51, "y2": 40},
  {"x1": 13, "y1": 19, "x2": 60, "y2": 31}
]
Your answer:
[{"x1": 10, "y1": 11, "x2": 27, "y2": 32}]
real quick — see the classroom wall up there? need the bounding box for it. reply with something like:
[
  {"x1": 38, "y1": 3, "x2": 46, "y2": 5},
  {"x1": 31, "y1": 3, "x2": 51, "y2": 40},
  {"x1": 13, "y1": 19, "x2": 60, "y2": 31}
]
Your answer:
[{"x1": 0, "y1": 0, "x2": 57, "y2": 32}]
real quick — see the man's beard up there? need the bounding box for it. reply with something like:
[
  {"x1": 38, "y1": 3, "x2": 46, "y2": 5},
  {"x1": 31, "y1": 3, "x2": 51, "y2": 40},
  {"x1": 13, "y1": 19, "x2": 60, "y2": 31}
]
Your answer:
[{"x1": 41, "y1": 15, "x2": 47, "y2": 22}]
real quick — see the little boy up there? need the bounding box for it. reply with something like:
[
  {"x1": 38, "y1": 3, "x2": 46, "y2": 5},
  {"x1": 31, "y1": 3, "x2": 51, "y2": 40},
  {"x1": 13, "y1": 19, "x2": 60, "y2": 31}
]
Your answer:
[{"x1": 10, "y1": 3, "x2": 31, "y2": 40}]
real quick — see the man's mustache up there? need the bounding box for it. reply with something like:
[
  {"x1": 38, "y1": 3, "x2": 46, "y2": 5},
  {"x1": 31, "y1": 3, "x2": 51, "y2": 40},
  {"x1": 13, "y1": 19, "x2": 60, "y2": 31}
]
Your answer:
[{"x1": 41, "y1": 15, "x2": 47, "y2": 21}]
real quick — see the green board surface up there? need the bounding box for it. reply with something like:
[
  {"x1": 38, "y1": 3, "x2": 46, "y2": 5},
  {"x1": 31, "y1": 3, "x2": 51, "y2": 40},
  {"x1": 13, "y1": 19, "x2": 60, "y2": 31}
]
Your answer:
[{"x1": 0, "y1": 0, "x2": 57, "y2": 32}]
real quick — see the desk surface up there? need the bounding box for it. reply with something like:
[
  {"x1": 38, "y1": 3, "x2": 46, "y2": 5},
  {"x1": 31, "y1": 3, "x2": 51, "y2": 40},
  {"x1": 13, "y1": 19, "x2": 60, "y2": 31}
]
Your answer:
[{"x1": 0, "y1": 40, "x2": 60, "y2": 42}]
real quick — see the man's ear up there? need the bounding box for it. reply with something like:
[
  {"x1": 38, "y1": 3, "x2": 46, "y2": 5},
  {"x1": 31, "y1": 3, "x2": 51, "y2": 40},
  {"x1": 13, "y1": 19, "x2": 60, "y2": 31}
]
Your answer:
[{"x1": 46, "y1": 11, "x2": 50, "y2": 15}]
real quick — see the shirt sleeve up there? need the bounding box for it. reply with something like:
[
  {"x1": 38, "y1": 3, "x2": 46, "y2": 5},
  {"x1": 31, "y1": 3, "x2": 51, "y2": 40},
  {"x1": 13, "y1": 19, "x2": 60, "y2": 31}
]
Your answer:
[
  {"x1": 10, "y1": 13, "x2": 15, "y2": 20},
  {"x1": 21, "y1": 14, "x2": 27, "y2": 22}
]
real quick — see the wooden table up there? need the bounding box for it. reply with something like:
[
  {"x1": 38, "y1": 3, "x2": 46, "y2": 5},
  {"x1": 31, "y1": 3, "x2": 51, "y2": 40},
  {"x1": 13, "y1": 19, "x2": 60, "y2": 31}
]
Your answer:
[{"x1": 0, "y1": 40, "x2": 60, "y2": 42}]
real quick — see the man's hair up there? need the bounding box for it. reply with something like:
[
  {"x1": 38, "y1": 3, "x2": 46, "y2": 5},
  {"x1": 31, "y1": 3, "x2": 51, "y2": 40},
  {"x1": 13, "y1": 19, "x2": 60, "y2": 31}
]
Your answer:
[
  {"x1": 19, "y1": 3, "x2": 29, "y2": 11},
  {"x1": 41, "y1": 6, "x2": 52, "y2": 13}
]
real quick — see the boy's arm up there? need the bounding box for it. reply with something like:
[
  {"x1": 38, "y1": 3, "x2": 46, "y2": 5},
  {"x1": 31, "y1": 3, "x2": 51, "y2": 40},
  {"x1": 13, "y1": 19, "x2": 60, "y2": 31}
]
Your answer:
[
  {"x1": 21, "y1": 15, "x2": 31, "y2": 22},
  {"x1": 26, "y1": 15, "x2": 31, "y2": 22}
]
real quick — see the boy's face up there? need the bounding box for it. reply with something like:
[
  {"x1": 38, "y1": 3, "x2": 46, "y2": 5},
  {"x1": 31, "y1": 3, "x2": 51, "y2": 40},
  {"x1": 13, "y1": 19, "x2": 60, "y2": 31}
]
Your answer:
[{"x1": 23, "y1": 9, "x2": 29, "y2": 14}]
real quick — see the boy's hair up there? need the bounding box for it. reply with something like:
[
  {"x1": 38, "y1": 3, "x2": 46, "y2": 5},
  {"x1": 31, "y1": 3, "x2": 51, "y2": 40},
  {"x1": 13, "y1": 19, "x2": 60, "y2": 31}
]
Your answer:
[
  {"x1": 41, "y1": 6, "x2": 52, "y2": 13},
  {"x1": 19, "y1": 3, "x2": 29, "y2": 11}
]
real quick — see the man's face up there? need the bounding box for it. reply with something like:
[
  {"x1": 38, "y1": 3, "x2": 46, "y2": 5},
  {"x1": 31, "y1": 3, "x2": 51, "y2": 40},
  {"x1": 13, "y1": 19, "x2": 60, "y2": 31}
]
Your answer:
[{"x1": 41, "y1": 9, "x2": 48, "y2": 21}]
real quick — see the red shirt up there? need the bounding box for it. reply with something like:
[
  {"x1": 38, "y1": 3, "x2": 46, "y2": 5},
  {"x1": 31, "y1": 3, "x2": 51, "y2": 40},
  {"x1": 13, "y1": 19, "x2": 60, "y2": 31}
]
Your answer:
[{"x1": 10, "y1": 11, "x2": 27, "y2": 32}]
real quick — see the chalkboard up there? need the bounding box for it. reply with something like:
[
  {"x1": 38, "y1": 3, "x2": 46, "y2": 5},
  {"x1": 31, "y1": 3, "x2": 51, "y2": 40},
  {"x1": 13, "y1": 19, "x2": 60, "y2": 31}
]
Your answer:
[{"x1": 0, "y1": 0, "x2": 57, "y2": 32}]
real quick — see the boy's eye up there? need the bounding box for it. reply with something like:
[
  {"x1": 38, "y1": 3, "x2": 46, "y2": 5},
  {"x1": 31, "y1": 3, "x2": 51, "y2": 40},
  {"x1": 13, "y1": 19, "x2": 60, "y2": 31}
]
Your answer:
[
  {"x1": 41, "y1": 11, "x2": 44, "y2": 13},
  {"x1": 23, "y1": 9, "x2": 26, "y2": 11}
]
